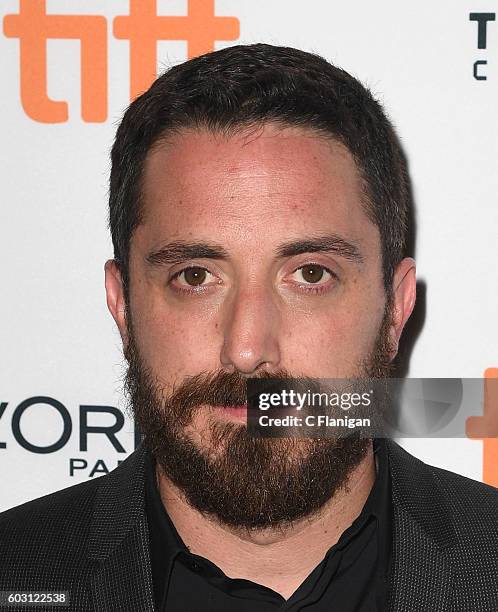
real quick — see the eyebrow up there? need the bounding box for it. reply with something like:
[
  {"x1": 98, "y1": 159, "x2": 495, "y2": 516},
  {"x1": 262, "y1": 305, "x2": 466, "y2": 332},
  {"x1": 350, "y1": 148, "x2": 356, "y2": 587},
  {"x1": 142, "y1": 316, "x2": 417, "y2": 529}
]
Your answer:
[
  {"x1": 145, "y1": 234, "x2": 364, "y2": 267},
  {"x1": 276, "y1": 235, "x2": 364, "y2": 263},
  {"x1": 145, "y1": 241, "x2": 229, "y2": 266}
]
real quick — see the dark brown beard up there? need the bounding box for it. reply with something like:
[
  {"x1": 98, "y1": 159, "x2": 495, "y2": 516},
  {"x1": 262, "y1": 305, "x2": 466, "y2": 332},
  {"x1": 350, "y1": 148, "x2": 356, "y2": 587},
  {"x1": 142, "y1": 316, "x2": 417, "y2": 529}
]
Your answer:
[{"x1": 124, "y1": 301, "x2": 394, "y2": 530}]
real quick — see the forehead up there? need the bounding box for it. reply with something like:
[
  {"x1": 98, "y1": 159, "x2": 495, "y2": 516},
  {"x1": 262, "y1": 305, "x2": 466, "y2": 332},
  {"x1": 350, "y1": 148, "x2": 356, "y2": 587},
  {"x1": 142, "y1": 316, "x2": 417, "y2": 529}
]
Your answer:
[{"x1": 139, "y1": 124, "x2": 377, "y2": 252}]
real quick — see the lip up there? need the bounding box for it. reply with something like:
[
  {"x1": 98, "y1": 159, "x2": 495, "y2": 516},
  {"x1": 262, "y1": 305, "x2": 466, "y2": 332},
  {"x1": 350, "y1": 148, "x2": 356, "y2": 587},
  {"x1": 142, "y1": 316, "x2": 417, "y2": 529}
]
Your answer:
[{"x1": 212, "y1": 404, "x2": 248, "y2": 421}]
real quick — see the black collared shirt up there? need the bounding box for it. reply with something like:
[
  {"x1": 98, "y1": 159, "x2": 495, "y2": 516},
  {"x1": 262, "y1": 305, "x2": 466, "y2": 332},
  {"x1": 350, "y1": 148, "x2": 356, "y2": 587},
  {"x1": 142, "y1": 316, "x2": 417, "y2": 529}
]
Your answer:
[{"x1": 145, "y1": 439, "x2": 392, "y2": 611}]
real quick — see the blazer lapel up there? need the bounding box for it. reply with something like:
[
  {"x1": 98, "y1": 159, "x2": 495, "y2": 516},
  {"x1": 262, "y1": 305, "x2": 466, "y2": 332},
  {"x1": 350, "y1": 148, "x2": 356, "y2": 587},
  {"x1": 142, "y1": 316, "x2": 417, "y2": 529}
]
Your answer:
[
  {"x1": 87, "y1": 445, "x2": 155, "y2": 612},
  {"x1": 385, "y1": 440, "x2": 457, "y2": 611}
]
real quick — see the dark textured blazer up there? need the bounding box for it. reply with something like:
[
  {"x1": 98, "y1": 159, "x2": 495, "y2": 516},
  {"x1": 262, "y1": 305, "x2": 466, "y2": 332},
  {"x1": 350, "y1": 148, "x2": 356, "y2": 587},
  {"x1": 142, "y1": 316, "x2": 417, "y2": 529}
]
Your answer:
[{"x1": 1, "y1": 440, "x2": 497, "y2": 611}]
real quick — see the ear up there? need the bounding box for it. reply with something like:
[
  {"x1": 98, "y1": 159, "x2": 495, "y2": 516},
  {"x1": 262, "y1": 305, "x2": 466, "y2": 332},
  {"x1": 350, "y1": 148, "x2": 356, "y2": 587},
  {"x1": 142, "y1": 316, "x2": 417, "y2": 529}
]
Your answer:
[
  {"x1": 388, "y1": 257, "x2": 416, "y2": 360},
  {"x1": 104, "y1": 260, "x2": 128, "y2": 349}
]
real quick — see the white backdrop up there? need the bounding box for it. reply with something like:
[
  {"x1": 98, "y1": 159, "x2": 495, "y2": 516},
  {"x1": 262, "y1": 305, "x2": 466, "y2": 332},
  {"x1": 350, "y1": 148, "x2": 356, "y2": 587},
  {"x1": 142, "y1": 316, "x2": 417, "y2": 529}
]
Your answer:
[{"x1": 1, "y1": 0, "x2": 497, "y2": 512}]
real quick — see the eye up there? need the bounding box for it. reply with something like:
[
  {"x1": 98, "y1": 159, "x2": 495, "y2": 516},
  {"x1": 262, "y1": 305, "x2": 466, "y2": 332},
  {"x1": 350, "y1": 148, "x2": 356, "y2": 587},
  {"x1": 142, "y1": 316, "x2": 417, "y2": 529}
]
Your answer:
[
  {"x1": 287, "y1": 263, "x2": 338, "y2": 295},
  {"x1": 169, "y1": 266, "x2": 217, "y2": 293},
  {"x1": 292, "y1": 264, "x2": 333, "y2": 285}
]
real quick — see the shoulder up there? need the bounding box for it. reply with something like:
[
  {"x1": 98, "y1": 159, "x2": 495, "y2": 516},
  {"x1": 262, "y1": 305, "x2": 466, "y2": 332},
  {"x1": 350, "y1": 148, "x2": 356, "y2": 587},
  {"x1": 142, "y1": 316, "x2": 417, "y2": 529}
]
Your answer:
[
  {"x1": 387, "y1": 439, "x2": 498, "y2": 505},
  {"x1": 428, "y1": 461, "x2": 498, "y2": 527},
  {"x1": 386, "y1": 439, "x2": 498, "y2": 538},
  {"x1": 0, "y1": 477, "x2": 102, "y2": 588},
  {"x1": 0, "y1": 473, "x2": 127, "y2": 609},
  {"x1": 0, "y1": 446, "x2": 147, "y2": 590},
  {"x1": 0, "y1": 476, "x2": 100, "y2": 537},
  {"x1": 421, "y1": 455, "x2": 498, "y2": 603}
]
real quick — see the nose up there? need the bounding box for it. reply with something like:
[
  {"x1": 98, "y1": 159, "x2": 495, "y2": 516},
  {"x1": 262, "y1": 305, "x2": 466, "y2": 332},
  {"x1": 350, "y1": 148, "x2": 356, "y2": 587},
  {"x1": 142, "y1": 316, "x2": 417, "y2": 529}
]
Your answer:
[{"x1": 220, "y1": 283, "x2": 281, "y2": 375}]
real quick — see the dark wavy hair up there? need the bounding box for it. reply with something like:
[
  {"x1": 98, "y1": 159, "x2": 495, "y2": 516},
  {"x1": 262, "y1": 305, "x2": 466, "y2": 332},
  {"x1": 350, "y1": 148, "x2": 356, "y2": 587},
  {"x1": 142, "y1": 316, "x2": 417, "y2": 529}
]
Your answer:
[{"x1": 109, "y1": 43, "x2": 411, "y2": 297}]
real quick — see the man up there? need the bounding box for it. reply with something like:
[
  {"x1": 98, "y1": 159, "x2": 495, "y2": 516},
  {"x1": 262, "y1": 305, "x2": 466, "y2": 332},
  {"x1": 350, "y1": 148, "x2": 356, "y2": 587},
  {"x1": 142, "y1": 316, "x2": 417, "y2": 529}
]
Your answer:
[{"x1": 0, "y1": 44, "x2": 496, "y2": 611}]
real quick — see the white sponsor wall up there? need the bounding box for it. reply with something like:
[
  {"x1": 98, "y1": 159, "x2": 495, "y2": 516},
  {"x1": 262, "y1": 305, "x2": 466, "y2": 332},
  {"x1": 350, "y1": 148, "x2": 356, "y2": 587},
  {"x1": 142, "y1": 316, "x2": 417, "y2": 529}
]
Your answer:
[{"x1": 1, "y1": 0, "x2": 497, "y2": 512}]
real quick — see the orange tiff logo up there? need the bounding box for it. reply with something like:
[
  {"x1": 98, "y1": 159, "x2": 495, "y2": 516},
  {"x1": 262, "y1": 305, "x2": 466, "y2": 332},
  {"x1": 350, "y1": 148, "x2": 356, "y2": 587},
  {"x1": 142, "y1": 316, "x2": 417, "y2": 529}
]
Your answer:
[
  {"x1": 466, "y1": 368, "x2": 498, "y2": 487},
  {"x1": 3, "y1": 0, "x2": 240, "y2": 123}
]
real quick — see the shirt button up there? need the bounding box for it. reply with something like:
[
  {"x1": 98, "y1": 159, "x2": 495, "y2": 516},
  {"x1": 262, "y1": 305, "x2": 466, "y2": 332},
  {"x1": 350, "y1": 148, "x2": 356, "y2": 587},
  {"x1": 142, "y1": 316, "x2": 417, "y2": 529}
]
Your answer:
[{"x1": 191, "y1": 561, "x2": 202, "y2": 572}]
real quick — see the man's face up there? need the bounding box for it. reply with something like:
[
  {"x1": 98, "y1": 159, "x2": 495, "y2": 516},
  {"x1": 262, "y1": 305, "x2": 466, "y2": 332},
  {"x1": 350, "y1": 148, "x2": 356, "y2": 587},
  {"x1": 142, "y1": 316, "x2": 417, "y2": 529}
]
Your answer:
[
  {"x1": 131, "y1": 124, "x2": 387, "y2": 382},
  {"x1": 106, "y1": 123, "x2": 415, "y2": 529}
]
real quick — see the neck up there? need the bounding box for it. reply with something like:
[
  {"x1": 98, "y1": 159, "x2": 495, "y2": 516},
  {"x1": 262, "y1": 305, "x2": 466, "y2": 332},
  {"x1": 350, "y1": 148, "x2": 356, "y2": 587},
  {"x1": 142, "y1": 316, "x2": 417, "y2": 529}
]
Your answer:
[{"x1": 156, "y1": 440, "x2": 376, "y2": 600}]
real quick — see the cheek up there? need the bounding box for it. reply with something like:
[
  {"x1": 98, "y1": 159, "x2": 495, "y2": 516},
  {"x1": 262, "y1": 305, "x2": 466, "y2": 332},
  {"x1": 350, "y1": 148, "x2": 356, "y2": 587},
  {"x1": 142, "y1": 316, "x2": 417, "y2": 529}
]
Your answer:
[
  {"x1": 280, "y1": 294, "x2": 385, "y2": 376},
  {"x1": 130, "y1": 294, "x2": 222, "y2": 383}
]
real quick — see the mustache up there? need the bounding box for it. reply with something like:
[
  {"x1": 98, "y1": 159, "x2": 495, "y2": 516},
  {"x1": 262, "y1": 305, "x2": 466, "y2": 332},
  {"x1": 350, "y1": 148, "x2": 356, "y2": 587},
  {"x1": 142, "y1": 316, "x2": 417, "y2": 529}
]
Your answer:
[
  {"x1": 124, "y1": 337, "x2": 298, "y2": 414},
  {"x1": 167, "y1": 368, "x2": 327, "y2": 410},
  {"x1": 169, "y1": 369, "x2": 289, "y2": 409}
]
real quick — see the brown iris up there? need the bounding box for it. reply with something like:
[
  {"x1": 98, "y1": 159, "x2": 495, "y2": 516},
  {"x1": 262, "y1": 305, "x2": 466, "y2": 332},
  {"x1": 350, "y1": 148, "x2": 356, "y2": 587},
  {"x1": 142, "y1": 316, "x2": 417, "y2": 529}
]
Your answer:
[
  {"x1": 300, "y1": 264, "x2": 324, "y2": 283},
  {"x1": 183, "y1": 267, "x2": 207, "y2": 286}
]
